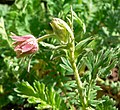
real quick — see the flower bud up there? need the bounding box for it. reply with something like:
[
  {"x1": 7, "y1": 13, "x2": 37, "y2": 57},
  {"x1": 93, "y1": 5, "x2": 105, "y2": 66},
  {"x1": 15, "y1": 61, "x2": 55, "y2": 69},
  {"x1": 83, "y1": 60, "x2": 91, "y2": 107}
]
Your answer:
[
  {"x1": 50, "y1": 18, "x2": 73, "y2": 44},
  {"x1": 11, "y1": 35, "x2": 39, "y2": 57}
]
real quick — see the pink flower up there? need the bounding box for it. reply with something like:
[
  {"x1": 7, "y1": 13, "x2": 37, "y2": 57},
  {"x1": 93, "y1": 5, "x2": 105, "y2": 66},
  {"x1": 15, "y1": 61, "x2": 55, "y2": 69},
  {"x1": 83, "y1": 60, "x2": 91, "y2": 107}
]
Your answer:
[{"x1": 11, "y1": 35, "x2": 39, "y2": 57}]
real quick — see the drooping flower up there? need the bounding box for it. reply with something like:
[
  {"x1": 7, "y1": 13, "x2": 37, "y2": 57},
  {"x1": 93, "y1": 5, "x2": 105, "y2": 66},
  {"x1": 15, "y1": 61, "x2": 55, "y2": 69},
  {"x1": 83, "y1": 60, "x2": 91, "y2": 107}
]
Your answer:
[{"x1": 11, "y1": 35, "x2": 39, "y2": 57}]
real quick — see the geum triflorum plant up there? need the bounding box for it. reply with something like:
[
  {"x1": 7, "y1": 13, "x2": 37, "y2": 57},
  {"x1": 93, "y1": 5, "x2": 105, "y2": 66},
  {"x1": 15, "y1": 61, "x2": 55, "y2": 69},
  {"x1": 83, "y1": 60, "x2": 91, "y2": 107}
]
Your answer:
[{"x1": 12, "y1": 9, "x2": 118, "y2": 110}]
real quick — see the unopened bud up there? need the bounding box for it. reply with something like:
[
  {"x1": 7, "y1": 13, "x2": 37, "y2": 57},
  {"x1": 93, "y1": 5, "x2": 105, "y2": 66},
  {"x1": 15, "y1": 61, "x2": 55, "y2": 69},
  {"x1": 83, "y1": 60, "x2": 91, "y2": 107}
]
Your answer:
[{"x1": 50, "y1": 18, "x2": 73, "y2": 44}]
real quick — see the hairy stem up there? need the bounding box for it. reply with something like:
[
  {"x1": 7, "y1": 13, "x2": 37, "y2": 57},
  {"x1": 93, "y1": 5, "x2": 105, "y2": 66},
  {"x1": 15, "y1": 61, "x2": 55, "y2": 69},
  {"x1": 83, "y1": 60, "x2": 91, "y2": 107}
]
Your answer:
[
  {"x1": 37, "y1": 34, "x2": 55, "y2": 42},
  {"x1": 69, "y1": 39, "x2": 86, "y2": 109}
]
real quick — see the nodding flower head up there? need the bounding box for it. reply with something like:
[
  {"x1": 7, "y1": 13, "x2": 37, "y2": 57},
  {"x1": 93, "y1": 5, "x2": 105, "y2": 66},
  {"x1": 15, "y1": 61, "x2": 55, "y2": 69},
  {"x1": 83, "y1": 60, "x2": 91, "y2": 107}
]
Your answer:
[{"x1": 11, "y1": 35, "x2": 39, "y2": 57}]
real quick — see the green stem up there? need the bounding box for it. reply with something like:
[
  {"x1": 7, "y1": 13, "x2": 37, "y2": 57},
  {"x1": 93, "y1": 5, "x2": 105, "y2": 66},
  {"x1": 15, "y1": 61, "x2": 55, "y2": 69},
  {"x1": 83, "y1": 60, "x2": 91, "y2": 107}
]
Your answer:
[
  {"x1": 40, "y1": 42, "x2": 67, "y2": 50},
  {"x1": 37, "y1": 34, "x2": 55, "y2": 42},
  {"x1": 86, "y1": 79, "x2": 92, "y2": 106},
  {"x1": 1, "y1": 18, "x2": 12, "y2": 48},
  {"x1": 69, "y1": 40, "x2": 86, "y2": 110}
]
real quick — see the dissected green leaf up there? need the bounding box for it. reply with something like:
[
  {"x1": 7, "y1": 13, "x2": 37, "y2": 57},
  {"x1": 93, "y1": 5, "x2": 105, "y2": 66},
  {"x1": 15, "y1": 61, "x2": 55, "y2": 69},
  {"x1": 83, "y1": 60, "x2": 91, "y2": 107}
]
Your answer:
[
  {"x1": 72, "y1": 10, "x2": 86, "y2": 33},
  {"x1": 96, "y1": 95, "x2": 117, "y2": 110},
  {"x1": 15, "y1": 81, "x2": 66, "y2": 109},
  {"x1": 60, "y1": 57, "x2": 73, "y2": 72}
]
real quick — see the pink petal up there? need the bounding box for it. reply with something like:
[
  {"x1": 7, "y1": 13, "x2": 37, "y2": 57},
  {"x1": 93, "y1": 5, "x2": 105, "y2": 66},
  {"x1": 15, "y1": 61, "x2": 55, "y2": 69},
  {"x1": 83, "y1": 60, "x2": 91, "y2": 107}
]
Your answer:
[
  {"x1": 21, "y1": 44, "x2": 34, "y2": 53},
  {"x1": 14, "y1": 43, "x2": 33, "y2": 52},
  {"x1": 11, "y1": 35, "x2": 34, "y2": 42}
]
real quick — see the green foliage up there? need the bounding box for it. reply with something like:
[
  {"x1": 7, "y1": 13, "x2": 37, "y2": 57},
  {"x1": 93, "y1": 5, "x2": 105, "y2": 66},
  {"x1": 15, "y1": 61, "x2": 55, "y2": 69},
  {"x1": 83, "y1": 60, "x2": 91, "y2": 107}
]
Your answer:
[
  {"x1": 75, "y1": 37, "x2": 93, "y2": 57},
  {"x1": 96, "y1": 95, "x2": 118, "y2": 110},
  {"x1": 15, "y1": 80, "x2": 66, "y2": 110},
  {"x1": 0, "y1": 0, "x2": 120, "y2": 109},
  {"x1": 60, "y1": 57, "x2": 73, "y2": 73},
  {"x1": 83, "y1": 49, "x2": 118, "y2": 79}
]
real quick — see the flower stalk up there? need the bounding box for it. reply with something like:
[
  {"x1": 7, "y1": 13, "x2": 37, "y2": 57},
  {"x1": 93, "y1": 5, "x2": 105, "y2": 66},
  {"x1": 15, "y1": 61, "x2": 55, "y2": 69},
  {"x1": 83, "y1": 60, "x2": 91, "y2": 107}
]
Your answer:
[{"x1": 37, "y1": 34, "x2": 55, "y2": 42}]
